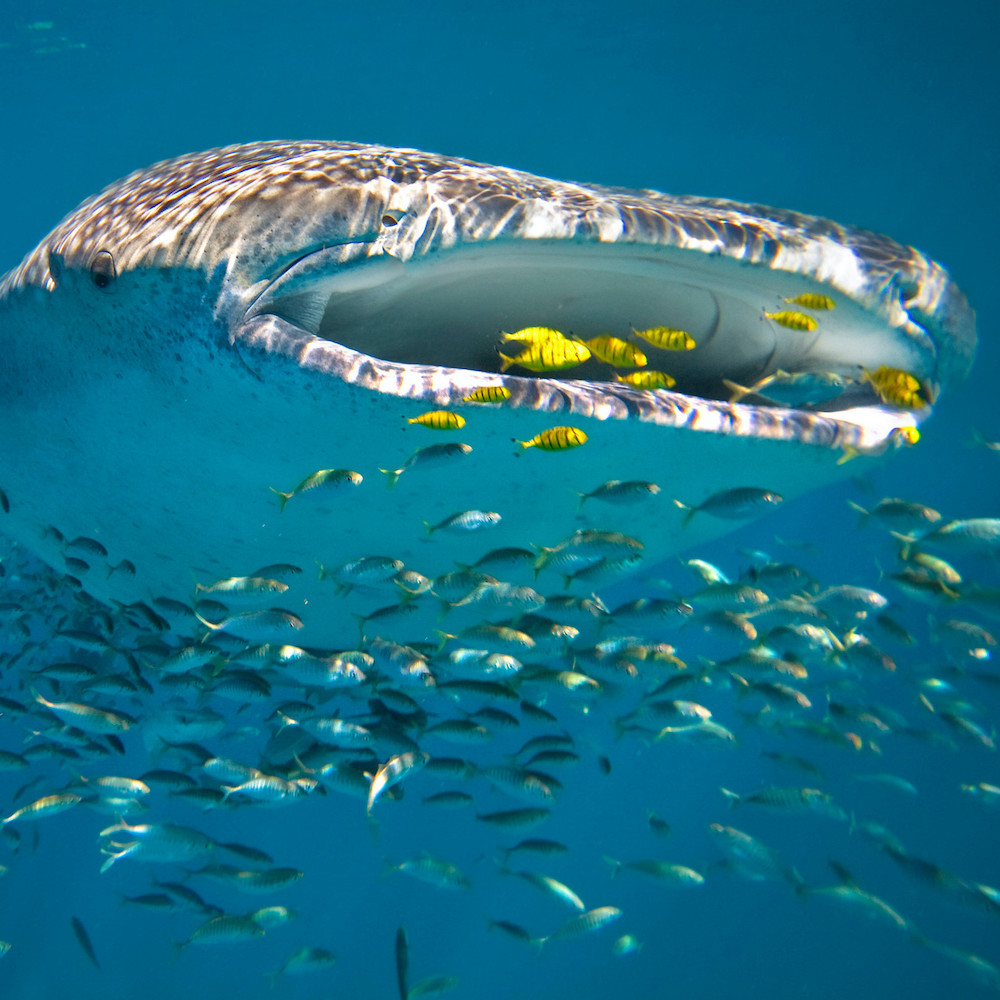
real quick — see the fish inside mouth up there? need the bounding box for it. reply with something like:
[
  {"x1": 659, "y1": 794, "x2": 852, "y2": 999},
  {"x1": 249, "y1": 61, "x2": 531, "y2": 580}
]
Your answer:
[{"x1": 253, "y1": 241, "x2": 933, "y2": 413}]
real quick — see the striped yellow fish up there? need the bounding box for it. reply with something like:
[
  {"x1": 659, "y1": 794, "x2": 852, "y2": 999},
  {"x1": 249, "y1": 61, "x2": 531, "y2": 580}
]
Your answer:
[
  {"x1": 863, "y1": 366, "x2": 928, "y2": 408},
  {"x1": 407, "y1": 410, "x2": 466, "y2": 430},
  {"x1": 516, "y1": 427, "x2": 588, "y2": 451},
  {"x1": 462, "y1": 386, "x2": 511, "y2": 404},
  {"x1": 785, "y1": 293, "x2": 836, "y2": 310},
  {"x1": 500, "y1": 326, "x2": 567, "y2": 345},
  {"x1": 764, "y1": 310, "x2": 818, "y2": 331},
  {"x1": 631, "y1": 327, "x2": 695, "y2": 351},
  {"x1": 615, "y1": 370, "x2": 676, "y2": 389},
  {"x1": 499, "y1": 339, "x2": 591, "y2": 373},
  {"x1": 584, "y1": 336, "x2": 647, "y2": 368}
]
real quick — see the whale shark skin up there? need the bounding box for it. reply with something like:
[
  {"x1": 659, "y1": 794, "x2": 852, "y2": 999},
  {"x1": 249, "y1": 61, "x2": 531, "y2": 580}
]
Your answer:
[{"x1": 0, "y1": 142, "x2": 976, "y2": 647}]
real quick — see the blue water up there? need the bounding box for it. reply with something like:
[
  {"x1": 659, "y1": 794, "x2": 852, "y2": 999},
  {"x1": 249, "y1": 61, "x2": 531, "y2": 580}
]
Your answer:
[{"x1": 1, "y1": 1, "x2": 999, "y2": 997}]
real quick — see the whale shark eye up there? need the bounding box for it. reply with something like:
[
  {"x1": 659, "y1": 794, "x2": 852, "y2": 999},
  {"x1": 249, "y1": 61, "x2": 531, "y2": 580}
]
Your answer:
[{"x1": 89, "y1": 250, "x2": 117, "y2": 291}]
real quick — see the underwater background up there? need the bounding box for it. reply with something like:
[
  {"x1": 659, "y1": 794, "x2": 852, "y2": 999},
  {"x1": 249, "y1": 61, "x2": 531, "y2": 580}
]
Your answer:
[{"x1": 1, "y1": 1, "x2": 999, "y2": 997}]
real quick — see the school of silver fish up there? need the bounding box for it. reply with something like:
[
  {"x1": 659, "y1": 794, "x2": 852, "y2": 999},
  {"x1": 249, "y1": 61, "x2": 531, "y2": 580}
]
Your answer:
[{"x1": 1, "y1": 441, "x2": 1000, "y2": 994}]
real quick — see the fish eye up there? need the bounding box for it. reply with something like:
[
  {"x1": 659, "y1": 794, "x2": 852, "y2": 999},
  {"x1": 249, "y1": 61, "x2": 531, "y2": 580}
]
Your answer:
[{"x1": 89, "y1": 250, "x2": 117, "y2": 291}]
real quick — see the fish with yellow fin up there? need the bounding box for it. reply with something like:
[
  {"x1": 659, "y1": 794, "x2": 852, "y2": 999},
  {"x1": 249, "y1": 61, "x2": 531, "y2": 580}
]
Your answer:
[
  {"x1": 785, "y1": 292, "x2": 836, "y2": 310},
  {"x1": 500, "y1": 326, "x2": 567, "y2": 345},
  {"x1": 462, "y1": 386, "x2": 510, "y2": 404},
  {"x1": 498, "y1": 339, "x2": 590, "y2": 373},
  {"x1": 515, "y1": 427, "x2": 588, "y2": 451},
  {"x1": 763, "y1": 310, "x2": 818, "y2": 331},
  {"x1": 630, "y1": 326, "x2": 695, "y2": 351},
  {"x1": 407, "y1": 410, "x2": 466, "y2": 430},
  {"x1": 836, "y1": 426, "x2": 919, "y2": 464},
  {"x1": 583, "y1": 336, "x2": 647, "y2": 368},
  {"x1": 615, "y1": 370, "x2": 675, "y2": 389},
  {"x1": 380, "y1": 442, "x2": 472, "y2": 488},
  {"x1": 862, "y1": 366, "x2": 931, "y2": 408},
  {"x1": 269, "y1": 469, "x2": 363, "y2": 511}
]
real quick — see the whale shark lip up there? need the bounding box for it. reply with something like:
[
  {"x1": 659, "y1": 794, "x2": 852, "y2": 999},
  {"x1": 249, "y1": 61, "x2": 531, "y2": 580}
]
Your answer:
[{"x1": 242, "y1": 235, "x2": 936, "y2": 449}]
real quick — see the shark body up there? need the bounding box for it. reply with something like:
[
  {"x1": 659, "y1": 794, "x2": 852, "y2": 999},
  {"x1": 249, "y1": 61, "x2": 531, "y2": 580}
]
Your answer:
[{"x1": 0, "y1": 142, "x2": 976, "y2": 645}]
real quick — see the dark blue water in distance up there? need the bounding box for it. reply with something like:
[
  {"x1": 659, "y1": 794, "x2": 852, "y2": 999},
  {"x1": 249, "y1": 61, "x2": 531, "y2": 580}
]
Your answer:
[{"x1": 1, "y1": 1, "x2": 999, "y2": 997}]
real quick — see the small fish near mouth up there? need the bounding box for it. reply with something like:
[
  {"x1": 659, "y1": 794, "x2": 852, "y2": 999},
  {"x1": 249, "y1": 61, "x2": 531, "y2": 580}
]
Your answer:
[{"x1": 0, "y1": 141, "x2": 976, "y2": 647}]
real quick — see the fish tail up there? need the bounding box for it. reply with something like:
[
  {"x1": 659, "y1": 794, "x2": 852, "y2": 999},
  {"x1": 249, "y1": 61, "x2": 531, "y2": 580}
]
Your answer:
[
  {"x1": 193, "y1": 611, "x2": 220, "y2": 635},
  {"x1": 350, "y1": 613, "x2": 368, "y2": 642},
  {"x1": 99, "y1": 850, "x2": 123, "y2": 874},
  {"x1": 379, "y1": 468, "x2": 401, "y2": 489},
  {"x1": 890, "y1": 531, "x2": 916, "y2": 561},
  {"x1": 719, "y1": 787, "x2": 741, "y2": 808},
  {"x1": 845, "y1": 499, "x2": 870, "y2": 527},
  {"x1": 498, "y1": 353, "x2": 514, "y2": 372},
  {"x1": 575, "y1": 492, "x2": 587, "y2": 512},
  {"x1": 98, "y1": 819, "x2": 135, "y2": 837},
  {"x1": 423, "y1": 520, "x2": 435, "y2": 537},
  {"x1": 722, "y1": 378, "x2": 751, "y2": 403},
  {"x1": 268, "y1": 486, "x2": 293, "y2": 512},
  {"x1": 432, "y1": 630, "x2": 455, "y2": 653},
  {"x1": 728, "y1": 672, "x2": 750, "y2": 697},
  {"x1": 602, "y1": 855, "x2": 622, "y2": 878},
  {"x1": 672, "y1": 499, "x2": 695, "y2": 528},
  {"x1": 787, "y1": 866, "x2": 807, "y2": 893},
  {"x1": 291, "y1": 752, "x2": 315, "y2": 777},
  {"x1": 610, "y1": 716, "x2": 631, "y2": 743}
]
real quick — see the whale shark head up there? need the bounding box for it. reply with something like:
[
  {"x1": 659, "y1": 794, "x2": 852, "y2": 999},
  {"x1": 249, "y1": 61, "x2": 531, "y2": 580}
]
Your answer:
[{"x1": 0, "y1": 141, "x2": 976, "y2": 646}]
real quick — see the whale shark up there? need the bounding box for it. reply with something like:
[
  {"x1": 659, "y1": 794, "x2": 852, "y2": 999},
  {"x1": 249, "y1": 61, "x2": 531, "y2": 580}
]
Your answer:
[{"x1": 0, "y1": 141, "x2": 976, "y2": 647}]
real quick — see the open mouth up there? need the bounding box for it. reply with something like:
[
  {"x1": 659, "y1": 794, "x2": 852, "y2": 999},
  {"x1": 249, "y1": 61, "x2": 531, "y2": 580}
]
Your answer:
[{"x1": 244, "y1": 238, "x2": 942, "y2": 445}]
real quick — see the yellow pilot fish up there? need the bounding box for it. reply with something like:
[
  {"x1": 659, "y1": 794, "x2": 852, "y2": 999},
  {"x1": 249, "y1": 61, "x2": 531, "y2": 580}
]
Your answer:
[
  {"x1": 615, "y1": 370, "x2": 675, "y2": 389},
  {"x1": 500, "y1": 326, "x2": 567, "y2": 345},
  {"x1": 462, "y1": 385, "x2": 511, "y2": 403},
  {"x1": 785, "y1": 293, "x2": 837, "y2": 310},
  {"x1": 764, "y1": 310, "x2": 819, "y2": 331},
  {"x1": 407, "y1": 410, "x2": 466, "y2": 430},
  {"x1": 499, "y1": 339, "x2": 591, "y2": 373},
  {"x1": 631, "y1": 326, "x2": 695, "y2": 351},
  {"x1": 863, "y1": 366, "x2": 929, "y2": 409},
  {"x1": 584, "y1": 336, "x2": 647, "y2": 368},
  {"x1": 516, "y1": 427, "x2": 588, "y2": 451}
]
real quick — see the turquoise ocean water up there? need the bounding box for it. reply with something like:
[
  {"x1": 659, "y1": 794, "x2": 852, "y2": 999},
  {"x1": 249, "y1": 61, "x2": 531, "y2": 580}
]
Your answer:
[{"x1": 1, "y1": 2, "x2": 999, "y2": 997}]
